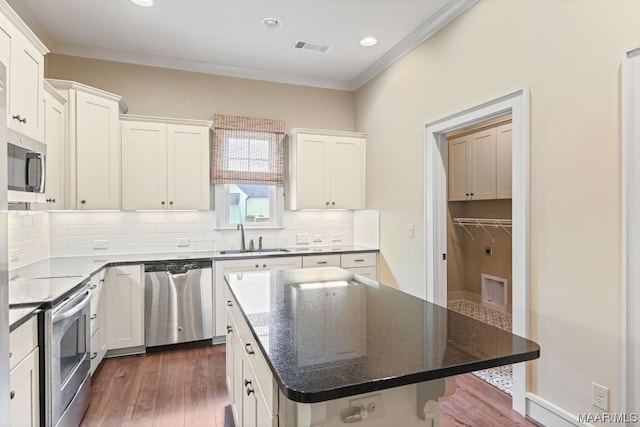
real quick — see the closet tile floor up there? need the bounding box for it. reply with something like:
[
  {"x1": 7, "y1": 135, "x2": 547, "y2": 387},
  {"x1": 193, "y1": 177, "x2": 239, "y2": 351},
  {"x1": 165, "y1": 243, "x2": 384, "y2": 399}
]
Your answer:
[{"x1": 447, "y1": 299, "x2": 513, "y2": 395}]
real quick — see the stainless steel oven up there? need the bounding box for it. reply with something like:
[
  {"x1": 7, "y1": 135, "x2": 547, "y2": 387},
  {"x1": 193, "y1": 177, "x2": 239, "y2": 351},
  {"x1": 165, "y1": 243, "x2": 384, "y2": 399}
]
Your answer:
[{"x1": 45, "y1": 285, "x2": 91, "y2": 427}]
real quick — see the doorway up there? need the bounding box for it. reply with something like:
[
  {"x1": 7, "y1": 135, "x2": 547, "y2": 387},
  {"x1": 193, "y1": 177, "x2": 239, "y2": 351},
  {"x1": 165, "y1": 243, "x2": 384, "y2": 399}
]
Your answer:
[{"x1": 424, "y1": 89, "x2": 530, "y2": 414}]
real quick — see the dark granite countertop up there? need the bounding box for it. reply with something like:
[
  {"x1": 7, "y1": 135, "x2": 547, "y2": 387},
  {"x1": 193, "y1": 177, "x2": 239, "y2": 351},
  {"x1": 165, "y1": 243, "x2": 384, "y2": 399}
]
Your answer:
[
  {"x1": 7, "y1": 246, "x2": 377, "y2": 308},
  {"x1": 226, "y1": 267, "x2": 540, "y2": 404}
]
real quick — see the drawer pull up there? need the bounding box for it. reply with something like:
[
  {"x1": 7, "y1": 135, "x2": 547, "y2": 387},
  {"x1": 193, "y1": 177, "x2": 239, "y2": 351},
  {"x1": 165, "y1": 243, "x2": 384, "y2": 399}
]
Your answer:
[
  {"x1": 10, "y1": 391, "x2": 15, "y2": 400},
  {"x1": 90, "y1": 284, "x2": 97, "y2": 289},
  {"x1": 9, "y1": 352, "x2": 12, "y2": 359},
  {"x1": 246, "y1": 387, "x2": 255, "y2": 396},
  {"x1": 245, "y1": 343, "x2": 255, "y2": 355},
  {"x1": 90, "y1": 352, "x2": 97, "y2": 360},
  {"x1": 317, "y1": 261, "x2": 328, "y2": 265},
  {"x1": 227, "y1": 300, "x2": 233, "y2": 307},
  {"x1": 244, "y1": 379, "x2": 252, "y2": 387},
  {"x1": 354, "y1": 259, "x2": 365, "y2": 262},
  {"x1": 227, "y1": 325, "x2": 233, "y2": 334},
  {"x1": 255, "y1": 264, "x2": 259, "y2": 268},
  {"x1": 90, "y1": 314, "x2": 97, "y2": 320}
]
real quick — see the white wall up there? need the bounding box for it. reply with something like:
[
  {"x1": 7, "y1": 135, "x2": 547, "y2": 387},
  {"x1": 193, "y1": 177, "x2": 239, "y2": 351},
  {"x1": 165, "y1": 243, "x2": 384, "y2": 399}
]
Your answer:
[{"x1": 355, "y1": 0, "x2": 639, "y2": 420}]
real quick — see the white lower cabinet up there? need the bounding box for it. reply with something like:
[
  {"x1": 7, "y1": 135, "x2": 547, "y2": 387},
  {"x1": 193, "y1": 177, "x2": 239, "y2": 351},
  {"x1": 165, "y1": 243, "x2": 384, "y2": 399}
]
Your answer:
[
  {"x1": 214, "y1": 256, "x2": 302, "y2": 337},
  {"x1": 89, "y1": 271, "x2": 107, "y2": 374},
  {"x1": 226, "y1": 288, "x2": 278, "y2": 427},
  {"x1": 9, "y1": 316, "x2": 39, "y2": 427},
  {"x1": 104, "y1": 264, "x2": 145, "y2": 352}
]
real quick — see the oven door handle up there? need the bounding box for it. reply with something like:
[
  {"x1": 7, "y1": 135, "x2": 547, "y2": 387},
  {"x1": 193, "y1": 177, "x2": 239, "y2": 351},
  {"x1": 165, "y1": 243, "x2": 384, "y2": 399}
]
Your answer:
[{"x1": 52, "y1": 290, "x2": 91, "y2": 324}]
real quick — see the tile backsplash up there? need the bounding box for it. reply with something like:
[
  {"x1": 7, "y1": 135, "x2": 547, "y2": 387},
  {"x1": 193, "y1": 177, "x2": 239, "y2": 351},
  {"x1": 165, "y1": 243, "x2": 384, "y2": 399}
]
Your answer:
[
  {"x1": 8, "y1": 211, "x2": 51, "y2": 269},
  {"x1": 44, "y1": 210, "x2": 379, "y2": 258}
]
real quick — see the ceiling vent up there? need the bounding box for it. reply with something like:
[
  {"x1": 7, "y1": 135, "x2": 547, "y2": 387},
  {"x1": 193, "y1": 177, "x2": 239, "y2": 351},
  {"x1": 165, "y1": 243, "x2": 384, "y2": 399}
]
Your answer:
[{"x1": 294, "y1": 41, "x2": 331, "y2": 53}]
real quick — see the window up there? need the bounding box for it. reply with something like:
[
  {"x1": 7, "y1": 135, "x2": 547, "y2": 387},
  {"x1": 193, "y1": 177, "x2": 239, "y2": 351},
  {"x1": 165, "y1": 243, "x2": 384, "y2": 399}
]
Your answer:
[{"x1": 212, "y1": 115, "x2": 285, "y2": 228}]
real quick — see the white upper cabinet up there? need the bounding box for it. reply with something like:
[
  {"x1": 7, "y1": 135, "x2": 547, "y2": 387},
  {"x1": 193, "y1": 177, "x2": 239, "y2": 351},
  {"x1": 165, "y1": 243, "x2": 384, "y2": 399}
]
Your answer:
[
  {"x1": 42, "y1": 81, "x2": 67, "y2": 209},
  {"x1": 448, "y1": 121, "x2": 511, "y2": 201},
  {"x1": 47, "y1": 79, "x2": 127, "y2": 210},
  {"x1": 287, "y1": 129, "x2": 366, "y2": 210},
  {"x1": 121, "y1": 116, "x2": 211, "y2": 211},
  {"x1": 0, "y1": 3, "x2": 48, "y2": 142},
  {"x1": 496, "y1": 123, "x2": 513, "y2": 199}
]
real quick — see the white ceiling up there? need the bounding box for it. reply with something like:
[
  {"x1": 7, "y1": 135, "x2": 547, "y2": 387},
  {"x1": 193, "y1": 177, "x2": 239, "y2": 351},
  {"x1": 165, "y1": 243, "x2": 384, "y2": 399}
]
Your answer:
[{"x1": 10, "y1": 0, "x2": 478, "y2": 90}]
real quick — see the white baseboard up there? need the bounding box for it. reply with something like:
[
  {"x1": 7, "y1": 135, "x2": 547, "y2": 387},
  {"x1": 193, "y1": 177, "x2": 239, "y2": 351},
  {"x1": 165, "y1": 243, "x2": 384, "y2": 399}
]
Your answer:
[{"x1": 526, "y1": 393, "x2": 594, "y2": 427}]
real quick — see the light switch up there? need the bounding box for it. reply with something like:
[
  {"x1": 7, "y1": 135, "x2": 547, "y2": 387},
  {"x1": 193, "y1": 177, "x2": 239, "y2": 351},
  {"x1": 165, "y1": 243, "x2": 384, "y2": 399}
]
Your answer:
[{"x1": 408, "y1": 224, "x2": 415, "y2": 238}]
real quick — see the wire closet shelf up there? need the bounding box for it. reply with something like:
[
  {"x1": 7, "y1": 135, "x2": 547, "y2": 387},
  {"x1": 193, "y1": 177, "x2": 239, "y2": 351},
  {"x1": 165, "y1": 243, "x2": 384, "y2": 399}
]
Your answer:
[{"x1": 453, "y1": 217, "x2": 512, "y2": 242}]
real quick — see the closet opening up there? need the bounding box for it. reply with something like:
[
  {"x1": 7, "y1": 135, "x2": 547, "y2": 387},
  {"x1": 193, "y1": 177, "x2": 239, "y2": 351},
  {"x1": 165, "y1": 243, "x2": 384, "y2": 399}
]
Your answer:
[{"x1": 444, "y1": 114, "x2": 514, "y2": 395}]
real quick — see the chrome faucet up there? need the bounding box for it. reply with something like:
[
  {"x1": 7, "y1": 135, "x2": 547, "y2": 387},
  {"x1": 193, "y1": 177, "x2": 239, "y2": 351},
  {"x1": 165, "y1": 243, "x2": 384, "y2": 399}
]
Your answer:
[{"x1": 237, "y1": 223, "x2": 246, "y2": 251}]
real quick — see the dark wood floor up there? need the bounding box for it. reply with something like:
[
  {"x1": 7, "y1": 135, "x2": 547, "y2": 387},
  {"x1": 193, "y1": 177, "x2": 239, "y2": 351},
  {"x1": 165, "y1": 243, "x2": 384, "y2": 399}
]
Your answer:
[{"x1": 81, "y1": 345, "x2": 539, "y2": 427}]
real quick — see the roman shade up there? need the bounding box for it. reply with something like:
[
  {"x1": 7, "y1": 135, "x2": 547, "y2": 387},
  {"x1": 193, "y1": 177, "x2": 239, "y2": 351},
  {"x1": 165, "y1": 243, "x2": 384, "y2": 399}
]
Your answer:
[{"x1": 211, "y1": 114, "x2": 286, "y2": 186}]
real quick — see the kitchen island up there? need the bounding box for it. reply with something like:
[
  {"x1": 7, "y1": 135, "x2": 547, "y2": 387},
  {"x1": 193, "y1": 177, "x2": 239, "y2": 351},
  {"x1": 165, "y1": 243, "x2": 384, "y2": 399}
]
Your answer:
[{"x1": 225, "y1": 267, "x2": 539, "y2": 426}]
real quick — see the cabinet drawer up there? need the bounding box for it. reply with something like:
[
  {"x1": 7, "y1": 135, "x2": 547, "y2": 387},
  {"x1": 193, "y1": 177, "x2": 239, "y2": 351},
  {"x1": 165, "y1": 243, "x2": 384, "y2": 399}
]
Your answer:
[
  {"x1": 9, "y1": 316, "x2": 38, "y2": 370},
  {"x1": 348, "y1": 266, "x2": 377, "y2": 281},
  {"x1": 90, "y1": 330, "x2": 100, "y2": 375},
  {"x1": 341, "y1": 252, "x2": 377, "y2": 268},
  {"x1": 243, "y1": 333, "x2": 277, "y2": 417},
  {"x1": 302, "y1": 254, "x2": 341, "y2": 268}
]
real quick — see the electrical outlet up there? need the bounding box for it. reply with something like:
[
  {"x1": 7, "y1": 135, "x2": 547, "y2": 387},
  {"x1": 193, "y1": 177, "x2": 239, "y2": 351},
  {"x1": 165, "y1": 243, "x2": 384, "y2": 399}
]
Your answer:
[
  {"x1": 485, "y1": 246, "x2": 493, "y2": 256},
  {"x1": 332, "y1": 234, "x2": 342, "y2": 242},
  {"x1": 93, "y1": 240, "x2": 108, "y2": 249},
  {"x1": 177, "y1": 238, "x2": 190, "y2": 247},
  {"x1": 312, "y1": 234, "x2": 323, "y2": 243},
  {"x1": 349, "y1": 394, "x2": 383, "y2": 420},
  {"x1": 408, "y1": 224, "x2": 415, "y2": 238},
  {"x1": 296, "y1": 234, "x2": 310, "y2": 244},
  {"x1": 10, "y1": 249, "x2": 19, "y2": 262},
  {"x1": 592, "y1": 382, "x2": 610, "y2": 411}
]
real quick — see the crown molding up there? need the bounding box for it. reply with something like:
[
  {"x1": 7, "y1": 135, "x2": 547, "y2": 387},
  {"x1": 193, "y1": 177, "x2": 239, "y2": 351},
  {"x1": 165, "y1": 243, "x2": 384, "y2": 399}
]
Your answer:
[
  {"x1": 350, "y1": 0, "x2": 480, "y2": 90},
  {"x1": 120, "y1": 114, "x2": 212, "y2": 129},
  {"x1": 46, "y1": 78, "x2": 129, "y2": 113}
]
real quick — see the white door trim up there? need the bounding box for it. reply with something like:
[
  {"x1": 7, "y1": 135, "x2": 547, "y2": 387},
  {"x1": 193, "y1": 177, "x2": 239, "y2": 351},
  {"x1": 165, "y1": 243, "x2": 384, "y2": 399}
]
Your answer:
[
  {"x1": 424, "y1": 88, "x2": 530, "y2": 414},
  {"x1": 621, "y1": 45, "x2": 640, "y2": 414}
]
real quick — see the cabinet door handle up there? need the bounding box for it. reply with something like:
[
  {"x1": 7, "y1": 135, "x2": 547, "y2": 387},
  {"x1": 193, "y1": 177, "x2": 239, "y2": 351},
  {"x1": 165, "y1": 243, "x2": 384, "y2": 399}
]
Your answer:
[
  {"x1": 89, "y1": 284, "x2": 97, "y2": 290},
  {"x1": 81, "y1": 200, "x2": 86, "y2": 205},
  {"x1": 332, "y1": 202, "x2": 335, "y2": 206},
  {"x1": 10, "y1": 391, "x2": 15, "y2": 400},
  {"x1": 255, "y1": 264, "x2": 259, "y2": 268},
  {"x1": 262, "y1": 264, "x2": 267, "y2": 268},
  {"x1": 169, "y1": 201, "x2": 173, "y2": 206},
  {"x1": 161, "y1": 201, "x2": 165, "y2": 205},
  {"x1": 245, "y1": 343, "x2": 255, "y2": 355},
  {"x1": 90, "y1": 314, "x2": 97, "y2": 320},
  {"x1": 326, "y1": 202, "x2": 330, "y2": 206},
  {"x1": 227, "y1": 325, "x2": 233, "y2": 334},
  {"x1": 227, "y1": 300, "x2": 233, "y2": 307},
  {"x1": 12, "y1": 115, "x2": 26, "y2": 124},
  {"x1": 90, "y1": 352, "x2": 98, "y2": 360},
  {"x1": 246, "y1": 387, "x2": 255, "y2": 396},
  {"x1": 244, "y1": 379, "x2": 252, "y2": 387}
]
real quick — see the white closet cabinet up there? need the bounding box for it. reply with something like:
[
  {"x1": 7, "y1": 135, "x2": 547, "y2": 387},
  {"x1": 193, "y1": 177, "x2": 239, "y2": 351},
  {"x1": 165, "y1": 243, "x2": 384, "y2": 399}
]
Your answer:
[
  {"x1": 41, "y1": 81, "x2": 67, "y2": 209},
  {"x1": 104, "y1": 265, "x2": 145, "y2": 352},
  {"x1": 448, "y1": 121, "x2": 512, "y2": 202},
  {"x1": 46, "y1": 79, "x2": 127, "y2": 210},
  {"x1": 287, "y1": 129, "x2": 366, "y2": 210},
  {"x1": 121, "y1": 116, "x2": 212, "y2": 211},
  {"x1": 0, "y1": 3, "x2": 48, "y2": 142},
  {"x1": 496, "y1": 123, "x2": 513, "y2": 199},
  {"x1": 448, "y1": 128, "x2": 496, "y2": 201}
]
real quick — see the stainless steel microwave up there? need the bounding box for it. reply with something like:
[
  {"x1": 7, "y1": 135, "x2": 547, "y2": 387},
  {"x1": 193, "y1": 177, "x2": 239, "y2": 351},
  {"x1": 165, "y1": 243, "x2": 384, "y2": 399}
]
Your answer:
[{"x1": 7, "y1": 129, "x2": 46, "y2": 194}]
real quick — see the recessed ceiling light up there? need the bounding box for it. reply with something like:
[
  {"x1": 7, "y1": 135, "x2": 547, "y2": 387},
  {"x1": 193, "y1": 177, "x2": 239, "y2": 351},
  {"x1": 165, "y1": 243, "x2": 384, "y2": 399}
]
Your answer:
[
  {"x1": 360, "y1": 37, "x2": 378, "y2": 47},
  {"x1": 131, "y1": 0, "x2": 153, "y2": 7},
  {"x1": 262, "y1": 18, "x2": 281, "y2": 29}
]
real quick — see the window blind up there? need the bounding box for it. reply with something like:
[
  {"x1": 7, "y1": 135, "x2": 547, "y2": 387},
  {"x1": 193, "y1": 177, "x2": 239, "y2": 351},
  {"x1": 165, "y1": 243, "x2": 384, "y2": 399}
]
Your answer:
[{"x1": 211, "y1": 114, "x2": 286, "y2": 186}]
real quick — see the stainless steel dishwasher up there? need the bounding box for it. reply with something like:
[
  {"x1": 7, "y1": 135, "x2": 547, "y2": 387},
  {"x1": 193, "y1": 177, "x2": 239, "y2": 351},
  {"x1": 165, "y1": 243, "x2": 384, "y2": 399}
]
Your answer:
[{"x1": 144, "y1": 260, "x2": 213, "y2": 347}]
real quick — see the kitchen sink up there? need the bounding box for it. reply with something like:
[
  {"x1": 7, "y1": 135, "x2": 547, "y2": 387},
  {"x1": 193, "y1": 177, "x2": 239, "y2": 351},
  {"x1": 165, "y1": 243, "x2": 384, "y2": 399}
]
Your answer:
[{"x1": 219, "y1": 248, "x2": 291, "y2": 255}]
